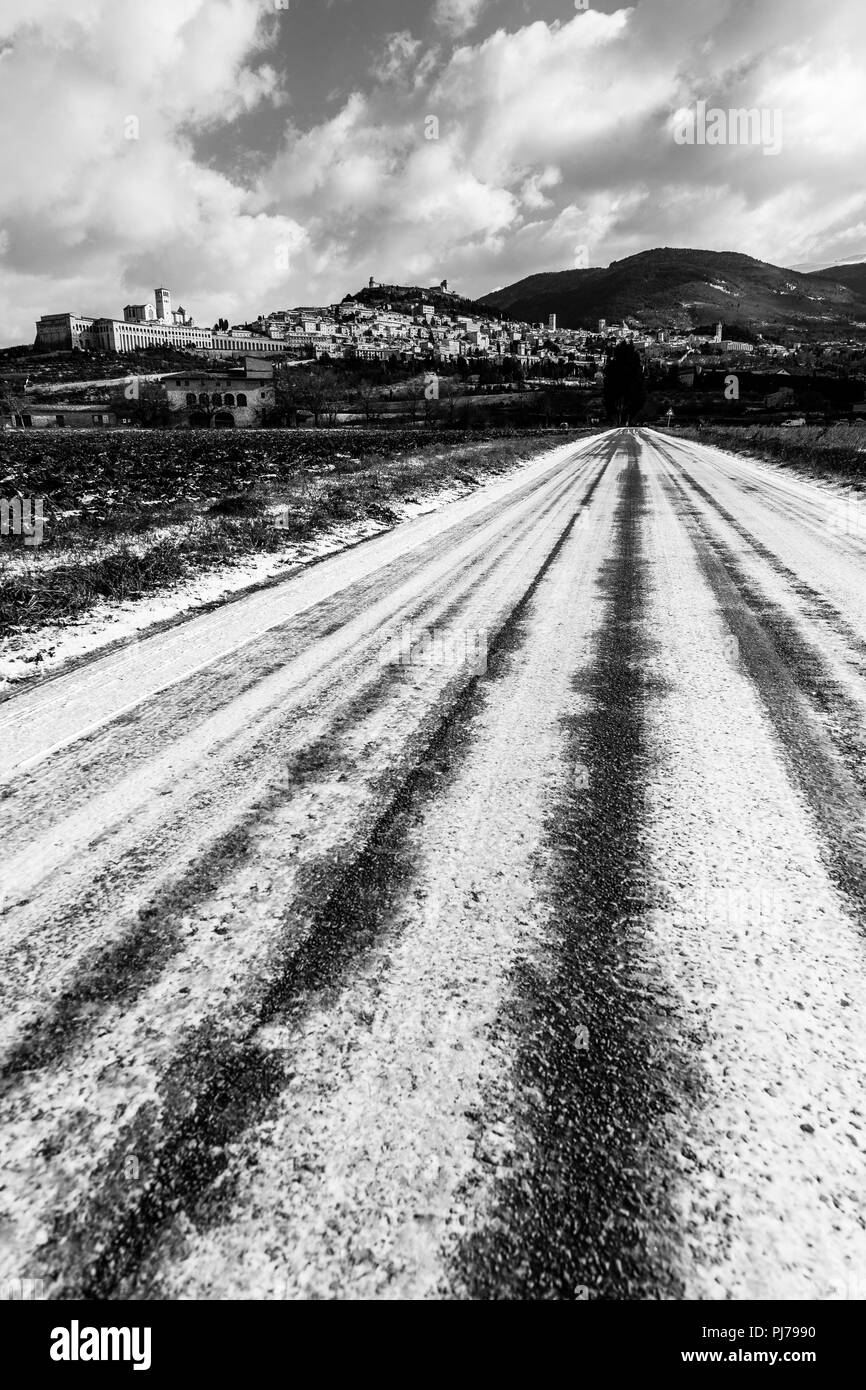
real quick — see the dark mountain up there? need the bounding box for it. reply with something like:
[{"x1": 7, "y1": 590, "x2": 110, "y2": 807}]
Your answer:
[
  {"x1": 479, "y1": 248, "x2": 866, "y2": 337},
  {"x1": 806, "y1": 262, "x2": 866, "y2": 298}
]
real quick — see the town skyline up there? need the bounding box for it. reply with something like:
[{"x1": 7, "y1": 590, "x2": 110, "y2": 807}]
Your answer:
[{"x1": 22, "y1": 238, "x2": 866, "y2": 359}]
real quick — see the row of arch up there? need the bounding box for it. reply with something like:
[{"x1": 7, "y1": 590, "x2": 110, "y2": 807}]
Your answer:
[
  {"x1": 185, "y1": 392, "x2": 247, "y2": 408},
  {"x1": 189, "y1": 410, "x2": 235, "y2": 429}
]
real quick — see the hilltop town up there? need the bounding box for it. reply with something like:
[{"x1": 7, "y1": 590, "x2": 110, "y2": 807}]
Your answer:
[
  {"x1": 3, "y1": 255, "x2": 866, "y2": 431},
  {"x1": 28, "y1": 269, "x2": 866, "y2": 378}
]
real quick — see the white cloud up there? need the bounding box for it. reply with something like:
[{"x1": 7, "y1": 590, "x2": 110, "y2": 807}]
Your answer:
[
  {"x1": 259, "y1": 0, "x2": 866, "y2": 295},
  {"x1": 432, "y1": 0, "x2": 489, "y2": 41},
  {"x1": 0, "y1": 0, "x2": 300, "y2": 342},
  {"x1": 371, "y1": 31, "x2": 423, "y2": 84},
  {"x1": 520, "y1": 167, "x2": 562, "y2": 211}
]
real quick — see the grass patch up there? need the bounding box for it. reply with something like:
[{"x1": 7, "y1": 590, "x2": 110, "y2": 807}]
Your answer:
[
  {"x1": 0, "y1": 428, "x2": 586, "y2": 638},
  {"x1": 664, "y1": 423, "x2": 866, "y2": 487}
]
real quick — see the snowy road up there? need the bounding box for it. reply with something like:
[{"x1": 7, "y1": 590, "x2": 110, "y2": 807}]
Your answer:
[{"x1": 2, "y1": 427, "x2": 865, "y2": 1300}]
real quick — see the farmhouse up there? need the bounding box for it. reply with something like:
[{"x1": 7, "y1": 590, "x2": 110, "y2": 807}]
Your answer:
[
  {"x1": 162, "y1": 360, "x2": 275, "y2": 427},
  {"x1": 1, "y1": 401, "x2": 117, "y2": 429}
]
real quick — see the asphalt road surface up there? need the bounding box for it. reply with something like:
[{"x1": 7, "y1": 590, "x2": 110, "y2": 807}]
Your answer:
[{"x1": 2, "y1": 427, "x2": 865, "y2": 1300}]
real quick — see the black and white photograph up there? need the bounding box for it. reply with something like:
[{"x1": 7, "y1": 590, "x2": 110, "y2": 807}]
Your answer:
[{"x1": 0, "y1": 0, "x2": 864, "y2": 1347}]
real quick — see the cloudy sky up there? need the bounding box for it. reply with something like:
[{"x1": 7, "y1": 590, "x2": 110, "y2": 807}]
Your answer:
[{"x1": 1, "y1": 0, "x2": 864, "y2": 345}]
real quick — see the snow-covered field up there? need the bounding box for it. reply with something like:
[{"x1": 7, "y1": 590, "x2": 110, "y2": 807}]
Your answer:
[{"x1": 0, "y1": 449, "x2": 566, "y2": 692}]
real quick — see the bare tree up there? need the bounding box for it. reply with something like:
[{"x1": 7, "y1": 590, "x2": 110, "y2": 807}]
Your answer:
[
  {"x1": 323, "y1": 376, "x2": 342, "y2": 427},
  {"x1": 0, "y1": 375, "x2": 27, "y2": 427},
  {"x1": 355, "y1": 378, "x2": 380, "y2": 426},
  {"x1": 111, "y1": 379, "x2": 171, "y2": 427},
  {"x1": 402, "y1": 377, "x2": 424, "y2": 423},
  {"x1": 423, "y1": 373, "x2": 441, "y2": 428},
  {"x1": 294, "y1": 372, "x2": 332, "y2": 427},
  {"x1": 438, "y1": 374, "x2": 462, "y2": 425},
  {"x1": 270, "y1": 362, "x2": 300, "y2": 426}
]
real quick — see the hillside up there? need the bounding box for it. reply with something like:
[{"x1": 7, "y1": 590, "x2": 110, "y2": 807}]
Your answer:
[
  {"x1": 348, "y1": 282, "x2": 503, "y2": 321},
  {"x1": 480, "y1": 248, "x2": 866, "y2": 337},
  {"x1": 0, "y1": 343, "x2": 212, "y2": 387},
  {"x1": 806, "y1": 262, "x2": 866, "y2": 298}
]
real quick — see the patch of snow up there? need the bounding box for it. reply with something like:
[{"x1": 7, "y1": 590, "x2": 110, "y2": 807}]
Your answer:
[{"x1": 0, "y1": 443, "x2": 580, "y2": 693}]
